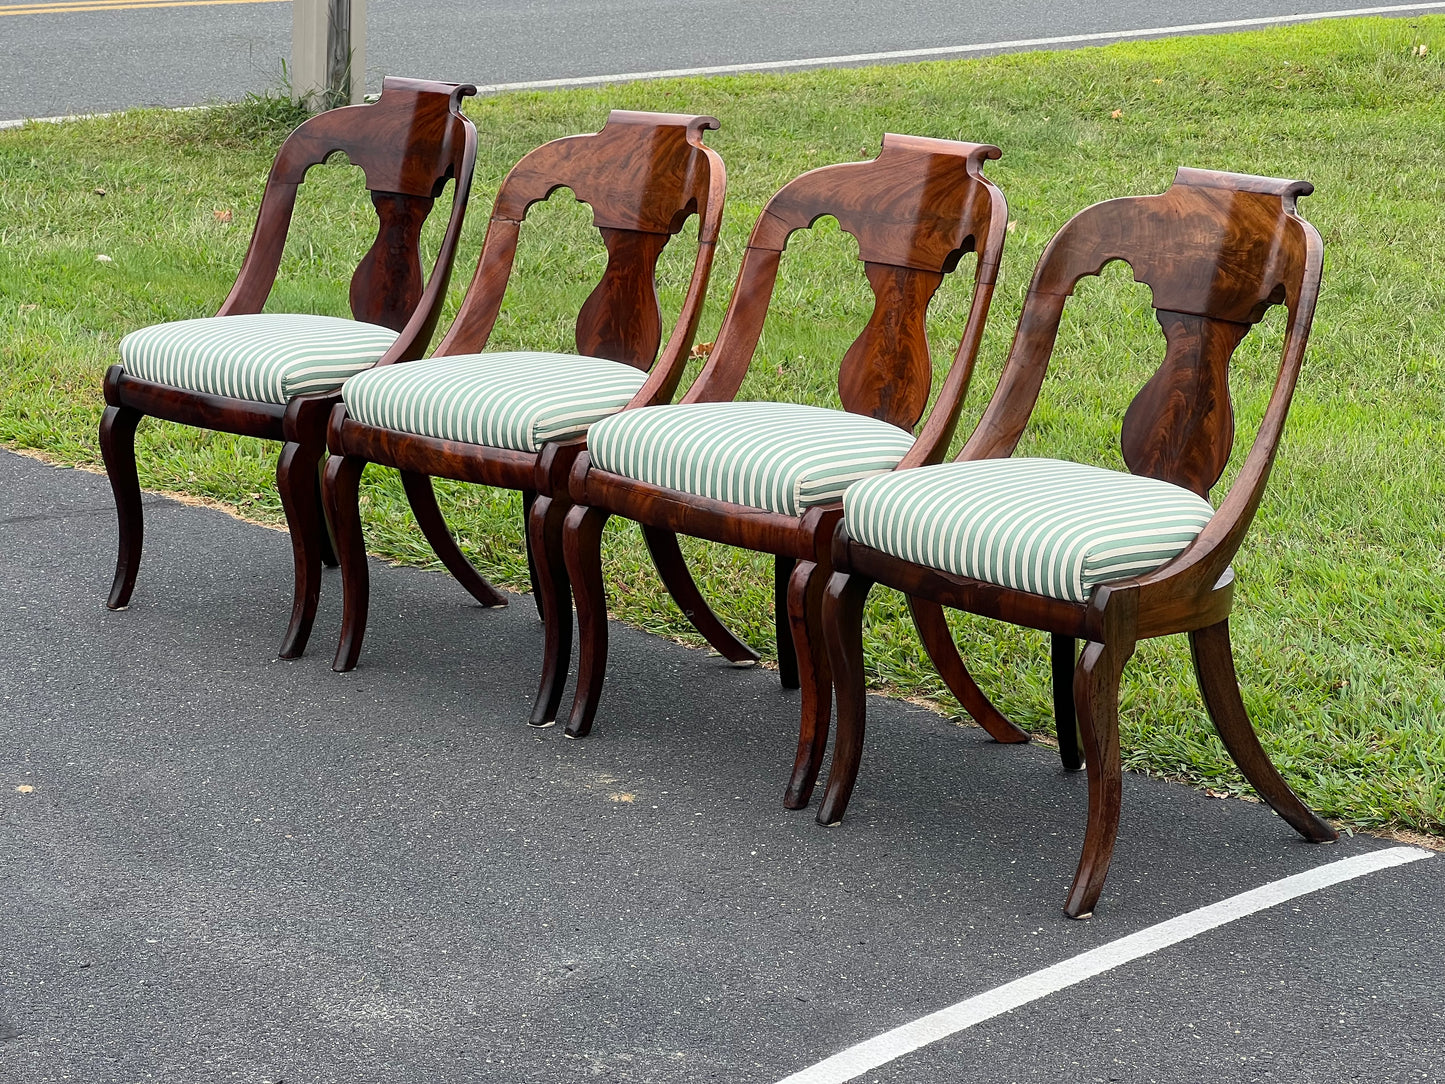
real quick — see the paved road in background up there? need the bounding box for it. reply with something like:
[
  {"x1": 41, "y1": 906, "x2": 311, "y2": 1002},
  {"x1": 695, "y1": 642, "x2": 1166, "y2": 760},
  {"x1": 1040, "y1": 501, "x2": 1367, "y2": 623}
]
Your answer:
[
  {"x1": 3, "y1": 448, "x2": 1442, "y2": 1081},
  {"x1": 3, "y1": 0, "x2": 1441, "y2": 123}
]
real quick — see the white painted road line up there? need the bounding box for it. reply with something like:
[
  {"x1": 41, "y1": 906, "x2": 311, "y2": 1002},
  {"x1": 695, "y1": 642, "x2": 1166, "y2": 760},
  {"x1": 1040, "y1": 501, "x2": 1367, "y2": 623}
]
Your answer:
[
  {"x1": 774, "y1": 846, "x2": 1434, "y2": 1084},
  {"x1": 471, "y1": 4, "x2": 1445, "y2": 95}
]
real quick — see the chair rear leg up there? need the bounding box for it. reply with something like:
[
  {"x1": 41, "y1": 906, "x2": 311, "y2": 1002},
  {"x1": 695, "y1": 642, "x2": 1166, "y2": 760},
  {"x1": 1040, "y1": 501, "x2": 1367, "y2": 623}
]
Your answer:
[
  {"x1": 783, "y1": 559, "x2": 832, "y2": 809},
  {"x1": 400, "y1": 470, "x2": 507, "y2": 608},
  {"x1": 1064, "y1": 637, "x2": 1131, "y2": 919},
  {"x1": 325, "y1": 453, "x2": 369, "y2": 672},
  {"x1": 528, "y1": 494, "x2": 574, "y2": 727},
  {"x1": 521, "y1": 489, "x2": 543, "y2": 618},
  {"x1": 775, "y1": 555, "x2": 799, "y2": 689},
  {"x1": 276, "y1": 439, "x2": 327, "y2": 659},
  {"x1": 1052, "y1": 634, "x2": 1083, "y2": 771},
  {"x1": 909, "y1": 597, "x2": 1029, "y2": 744},
  {"x1": 1190, "y1": 620, "x2": 1338, "y2": 842},
  {"x1": 99, "y1": 402, "x2": 145, "y2": 610},
  {"x1": 816, "y1": 571, "x2": 875, "y2": 826},
  {"x1": 642, "y1": 526, "x2": 759, "y2": 666},
  {"x1": 314, "y1": 457, "x2": 339, "y2": 568},
  {"x1": 562, "y1": 504, "x2": 611, "y2": 738}
]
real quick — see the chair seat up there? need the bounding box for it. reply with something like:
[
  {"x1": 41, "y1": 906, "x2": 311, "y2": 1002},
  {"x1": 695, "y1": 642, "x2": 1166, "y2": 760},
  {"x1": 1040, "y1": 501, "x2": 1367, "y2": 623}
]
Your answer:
[
  {"x1": 342, "y1": 351, "x2": 648, "y2": 453},
  {"x1": 119, "y1": 313, "x2": 400, "y2": 406},
  {"x1": 588, "y1": 402, "x2": 917, "y2": 517},
  {"x1": 844, "y1": 458, "x2": 1216, "y2": 603}
]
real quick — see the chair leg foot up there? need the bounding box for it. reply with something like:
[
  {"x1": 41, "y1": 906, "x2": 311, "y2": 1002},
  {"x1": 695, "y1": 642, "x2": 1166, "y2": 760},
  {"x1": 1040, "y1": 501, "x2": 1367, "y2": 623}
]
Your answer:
[
  {"x1": 1063, "y1": 636, "x2": 1132, "y2": 919},
  {"x1": 325, "y1": 453, "x2": 369, "y2": 672},
  {"x1": 276, "y1": 439, "x2": 326, "y2": 659},
  {"x1": 99, "y1": 403, "x2": 145, "y2": 610},
  {"x1": 528, "y1": 494, "x2": 574, "y2": 727},
  {"x1": 643, "y1": 525, "x2": 759, "y2": 665},
  {"x1": 909, "y1": 596, "x2": 1030, "y2": 744},
  {"x1": 782, "y1": 559, "x2": 832, "y2": 809},
  {"x1": 562, "y1": 504, "x2": 610, "y2": 739},
  {"x1": 1191, "y1": 619, "x2": 1338, "y2": 843},
  {"x1": 816, "y1": 571, "x2": 874, "y2": 826},
  {"x1": 400, "y1": 470, "x2": 507, "y2": 608}
]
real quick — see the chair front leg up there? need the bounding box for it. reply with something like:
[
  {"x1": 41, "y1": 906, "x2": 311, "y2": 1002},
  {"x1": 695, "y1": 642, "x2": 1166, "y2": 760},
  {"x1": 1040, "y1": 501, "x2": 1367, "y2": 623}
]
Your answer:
[
  {"x1": 783, "y1": 559, "x2": 833, "y2": 809},
  {"x1": 816, "y1": 570, "x2": 875, "y2": 825},
  {"x1": 274, "y1": 438, "x2": 329, "y2": 658},
  {"x1": 909, "y1": 596, "x2": 1029, "y2": 745},
  {"x1": 528, "y1": 493, "x2": 574, "y2": 727},
  {"x1": 1190, "y1": 619, "x2": 1337, "y2": 843},
  {"x1": 562, "y1": 503, "x2": 612, "y2": 738},
  {"x1": 1064, "y1": 633, "x2": 1133, "y2": 919},
  {"x1": 400, "y1": 470, "x2": 507, "y2": 608},
  {"x1": 325, "y1": 453, "x2": 370, "y2": 672},
  {"x1": 99, "y1": 400, "x2": 146, "y2": 610}
]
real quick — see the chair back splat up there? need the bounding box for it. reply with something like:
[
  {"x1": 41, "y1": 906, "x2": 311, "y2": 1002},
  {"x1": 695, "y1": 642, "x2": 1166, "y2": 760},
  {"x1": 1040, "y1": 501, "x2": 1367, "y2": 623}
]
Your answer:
[
  {"x1": 965, "y1": 167, "x2": 1322, "y2": 499},
  {"x1": 221, "y1": 77, "x2": 480, "y2": 343},
  {"x1": 432, "y1": 111, "x2": 725, "y2": 386},
  {"x1": 685, "y1": 134, "x2": 1007, "y2": 453}
]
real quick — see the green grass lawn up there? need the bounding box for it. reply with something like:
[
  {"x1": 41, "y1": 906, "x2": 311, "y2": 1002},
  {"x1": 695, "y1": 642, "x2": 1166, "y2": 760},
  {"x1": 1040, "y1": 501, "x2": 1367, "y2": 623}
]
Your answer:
[{"x1": 2, "y1": 16, "x2": 1442, "y2": 838}]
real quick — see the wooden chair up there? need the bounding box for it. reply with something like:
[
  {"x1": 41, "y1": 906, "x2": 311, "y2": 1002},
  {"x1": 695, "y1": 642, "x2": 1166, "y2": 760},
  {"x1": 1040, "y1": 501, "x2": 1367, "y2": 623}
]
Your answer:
[
  {"x1": 557, "y1": 135, "x2": 1010, "y2": 809},
  {"x1": 99, "y1": 77, "x2": 478, "y2": 658},
  {"x1": 818, "y1": 167, "x2": 1339, "y2": 918},
  {"x1": 321, "y1": 111, "x2": 727, "y2": 707}
]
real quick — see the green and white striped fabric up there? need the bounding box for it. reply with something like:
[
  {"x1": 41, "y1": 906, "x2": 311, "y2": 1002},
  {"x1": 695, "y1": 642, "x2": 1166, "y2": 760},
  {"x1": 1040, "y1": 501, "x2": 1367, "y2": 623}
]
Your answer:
[
  {"x1": 844, "y1": 458, "x2": 1216, "y2": 602},
  {"x1": 588, "y1": 402, "x2": 917, "y2": 517},
  {"x1": 120, "y1": 313, "x2": 399, "y2": 405},
  {"x1": 342, "y1": 351, "x2": 647, "y2": 452}
]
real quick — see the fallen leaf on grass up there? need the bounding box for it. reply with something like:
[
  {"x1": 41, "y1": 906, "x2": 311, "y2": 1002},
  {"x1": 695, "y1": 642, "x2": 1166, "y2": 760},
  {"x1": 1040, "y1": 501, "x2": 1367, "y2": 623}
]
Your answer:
[
  {"x1": 1007, "y1": 220, "x2": 1018, "y2": 233},
  {"x1": 688, "y1": 340, "x2": 714, "y2": 361},
  {"x1": 213, "y1": 209, "x2": 233, "y2": 223},
  {"x1": 1413, "y1": 43, "x2": 1428, "y2": 57},
  {"x1": 1110, "y1": 109, "x2": 1123, "y2": 119},
  {"x1": 93, "y1": 187, "x2": 106, "y2": 196}
]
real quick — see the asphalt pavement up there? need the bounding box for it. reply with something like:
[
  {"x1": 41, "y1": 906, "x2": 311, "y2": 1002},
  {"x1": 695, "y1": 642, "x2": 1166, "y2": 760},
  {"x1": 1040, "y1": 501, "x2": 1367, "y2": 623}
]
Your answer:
[
  {"x1": 3, "y1": 0, "x2": 1442, "y2": 123},
  {"x1": 2, "y1": 447, "x2": 1440, "y2": 1082}
]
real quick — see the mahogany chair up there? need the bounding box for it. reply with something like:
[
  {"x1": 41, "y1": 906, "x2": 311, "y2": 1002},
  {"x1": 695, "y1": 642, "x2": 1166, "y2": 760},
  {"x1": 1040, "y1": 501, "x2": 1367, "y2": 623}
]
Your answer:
[
  {"x1": 99, "y1": 77, "x2": 478, "y2": 658},
  {"x1": 321, "y1": 111, "x2": 727, "y2": 703},
  {"x1": 818, "y1": 167, "x2": 1339, "y2": 918},
  {"x1": 557, "y1": 134, "x2": 1011, "y2": 809}
]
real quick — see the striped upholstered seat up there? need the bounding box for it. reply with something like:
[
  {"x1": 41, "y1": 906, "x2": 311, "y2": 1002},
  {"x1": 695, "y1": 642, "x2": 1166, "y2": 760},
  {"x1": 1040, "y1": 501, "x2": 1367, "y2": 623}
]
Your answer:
[
  {"x1": 844, "y1": 458, "x2": 1216, "y2": 603},
  {"x1": 343, "y1": 351, "x2": 648, "y2": 453},
  {"x1": 587, "y1": 402, "x2": 917, "y2": 517},
  {"x1": 120, "y1": 313, "x2": 400, "y2": 406}
]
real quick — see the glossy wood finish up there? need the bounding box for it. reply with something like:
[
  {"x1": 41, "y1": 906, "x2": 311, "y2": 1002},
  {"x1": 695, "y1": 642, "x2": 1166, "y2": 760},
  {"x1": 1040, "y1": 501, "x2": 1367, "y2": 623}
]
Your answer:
[
  {"x1": 100, "y1": 77, "x2": 479, "y2": 657},
  {"x1": 323, "y1": 111, "x2": 727, "y2": 711},
  {"x1": 819, "y1": 167, "x2": 1339, "y2": 918},
  {"x1": 559, "y1": 135, "x2": 1008, "y2": 808}
]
